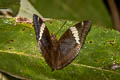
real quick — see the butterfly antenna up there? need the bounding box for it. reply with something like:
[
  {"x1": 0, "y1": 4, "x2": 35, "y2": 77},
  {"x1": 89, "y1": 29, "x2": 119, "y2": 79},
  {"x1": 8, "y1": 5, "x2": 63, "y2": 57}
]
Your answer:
[{"x1": 55, "y1": 21, "x2": 67, "y2": 35}]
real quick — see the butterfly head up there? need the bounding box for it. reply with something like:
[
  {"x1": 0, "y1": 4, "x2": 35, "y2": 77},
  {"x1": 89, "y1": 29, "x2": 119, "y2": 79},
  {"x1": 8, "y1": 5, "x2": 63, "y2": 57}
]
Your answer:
[{"x1": 51, "y1": 34, "x2": 57, "y2": 41}]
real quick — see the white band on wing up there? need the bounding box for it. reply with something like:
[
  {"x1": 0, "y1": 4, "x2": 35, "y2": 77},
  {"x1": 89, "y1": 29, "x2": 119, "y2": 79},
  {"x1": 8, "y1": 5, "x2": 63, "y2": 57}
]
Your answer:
[
  {"x1": 70, "y1": 27, "x2": 80, "y2": 44},
  {"x1": 39, "y1": 23, "x2": 46, "y2": 40}
]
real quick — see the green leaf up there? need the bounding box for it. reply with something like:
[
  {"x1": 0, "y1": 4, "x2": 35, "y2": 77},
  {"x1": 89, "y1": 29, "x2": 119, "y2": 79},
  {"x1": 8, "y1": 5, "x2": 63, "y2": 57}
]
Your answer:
[
  {"x1": 0, "y1": 18, "x2": 120, "y2": 80},
  {"x1": 0, "y1": 0, "x2": 20, "y2": 16},
  {"x1": 29, "y1": 0, "x2": 112, "y2": 27}
]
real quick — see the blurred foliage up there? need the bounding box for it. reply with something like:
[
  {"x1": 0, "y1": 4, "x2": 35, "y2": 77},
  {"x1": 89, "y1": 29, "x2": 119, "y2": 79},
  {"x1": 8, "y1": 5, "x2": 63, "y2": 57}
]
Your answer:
[
  {"x1": 0, "y1": 0, "x2": 113, "y2": 27},
  {"x1": 0, "y1": 18, "x2": 120, "y2": 79},
  {"x1": 0, "y1": 0, "x2": 20, "y2": 16},
  {"x1": 29, "y1": 0, "x2": 113, "y2": 27}
]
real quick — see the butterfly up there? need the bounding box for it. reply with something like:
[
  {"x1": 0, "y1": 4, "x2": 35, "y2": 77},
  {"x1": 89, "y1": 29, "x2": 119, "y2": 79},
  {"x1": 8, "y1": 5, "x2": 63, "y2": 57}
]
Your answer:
[{"x1": 33, "y1": 14, "x2": 92, "y2": 71}]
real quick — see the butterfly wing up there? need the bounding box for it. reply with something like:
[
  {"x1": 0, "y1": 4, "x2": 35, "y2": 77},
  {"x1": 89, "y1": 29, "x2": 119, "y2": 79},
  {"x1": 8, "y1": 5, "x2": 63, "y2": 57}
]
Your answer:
[
  {"x1": 33, "y1": 14, "x2": 54, "y2": 69},
  {"x1": 56, "y1": 21, "x2": 92, "y2": 69}
]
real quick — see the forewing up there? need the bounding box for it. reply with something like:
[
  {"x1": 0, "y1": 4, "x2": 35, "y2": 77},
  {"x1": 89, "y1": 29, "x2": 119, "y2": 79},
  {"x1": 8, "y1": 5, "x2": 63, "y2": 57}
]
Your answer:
[
  {"x1": 33, "y1": 14, "x2": 53, "y2": 69},
  {"x1": 57, "y1": 21, "x2": 92, "y2": 69}
]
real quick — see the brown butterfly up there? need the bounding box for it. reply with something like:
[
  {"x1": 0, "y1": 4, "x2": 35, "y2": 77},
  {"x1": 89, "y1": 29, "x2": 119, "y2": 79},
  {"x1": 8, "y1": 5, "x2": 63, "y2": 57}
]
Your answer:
[{"x1": 33, "y1": 14, "x2": 92, "y2": 71}]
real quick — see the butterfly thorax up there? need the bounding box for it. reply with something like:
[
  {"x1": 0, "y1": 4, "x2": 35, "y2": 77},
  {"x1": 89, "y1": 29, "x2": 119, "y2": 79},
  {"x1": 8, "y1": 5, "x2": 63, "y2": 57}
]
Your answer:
[{"x1": 51, "y1": 34, "x2": 58, "y2": 49}]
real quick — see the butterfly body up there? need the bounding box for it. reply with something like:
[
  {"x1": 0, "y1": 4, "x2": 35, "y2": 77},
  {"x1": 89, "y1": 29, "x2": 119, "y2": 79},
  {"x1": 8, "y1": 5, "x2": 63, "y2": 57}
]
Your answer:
[{"x1": 33, "y1": 14, "x2": 92, "y2": 71}]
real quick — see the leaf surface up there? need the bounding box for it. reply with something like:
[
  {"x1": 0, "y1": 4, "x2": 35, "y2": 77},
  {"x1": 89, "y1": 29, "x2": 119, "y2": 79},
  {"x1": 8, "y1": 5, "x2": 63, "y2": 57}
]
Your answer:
[{"x1": 0, "y1": 18, "x2": 120, "y2": 80}]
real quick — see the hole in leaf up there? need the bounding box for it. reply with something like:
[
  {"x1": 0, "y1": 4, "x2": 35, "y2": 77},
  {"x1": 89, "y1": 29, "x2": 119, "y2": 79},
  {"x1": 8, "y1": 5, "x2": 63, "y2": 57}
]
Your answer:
[
  {"x1": 88, "y1": 40, "x2": 93, "y2": 44},
  {"x1": 9, "y1": 40, "x2": 14, "y2": 42},
  {"x1": 108, "y1": 40, "x2": 115, "y2": 46},
  {"x1": 8, "y1": 48, "x2": 13, "y2": 50},
  {"x1": 8, "y1": 40, "x2": 14, "y2": 43}
]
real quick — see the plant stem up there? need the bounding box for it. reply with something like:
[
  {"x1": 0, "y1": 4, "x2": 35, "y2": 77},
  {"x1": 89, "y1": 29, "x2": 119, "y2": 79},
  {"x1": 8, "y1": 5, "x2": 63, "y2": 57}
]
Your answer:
[{"x1": 107, "y1": 0, "x2": 120, "y2": 31}]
